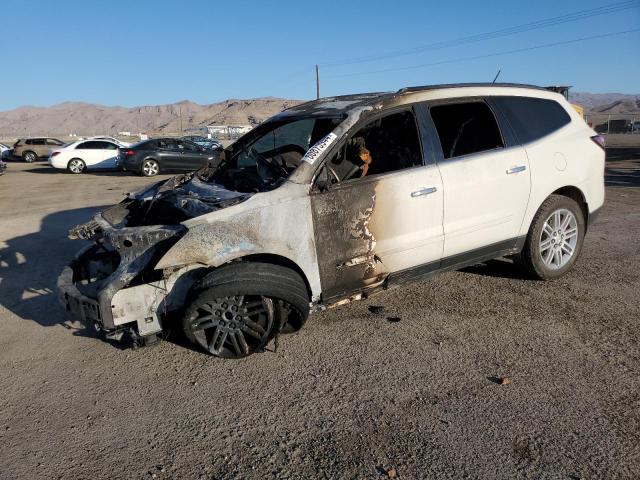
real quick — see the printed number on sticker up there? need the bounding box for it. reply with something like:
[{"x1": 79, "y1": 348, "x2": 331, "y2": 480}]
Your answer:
[{"x1": 302, "y1": 133, "x2": 337, "y2": 165}]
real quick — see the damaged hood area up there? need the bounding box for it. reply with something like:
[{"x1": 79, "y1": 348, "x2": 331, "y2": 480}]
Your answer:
[{"x1": 71, "y1": 169, "x2": 253, "y2": 240}]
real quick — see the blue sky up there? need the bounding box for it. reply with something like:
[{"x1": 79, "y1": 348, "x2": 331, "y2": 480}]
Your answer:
[{"x1": 1, "y1": 0, "x2": 638, "y2": 110}]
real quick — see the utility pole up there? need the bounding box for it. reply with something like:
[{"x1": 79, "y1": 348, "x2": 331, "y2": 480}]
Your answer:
[
  {"x1": 179, "y1": 105, "x2": 183, "y2": 135},
  {"x1": 315, "y1": 64, "x2": 320, "y2": 100}
]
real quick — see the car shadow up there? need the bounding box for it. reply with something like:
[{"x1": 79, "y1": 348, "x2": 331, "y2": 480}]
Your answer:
[
  {"x1": 459, "y1": 258, "x2": 527, "y2": 280},
  {"x1": 0, "y1": 206, "x2": 109, "y2": 339},
  {"x1": 25, "y1": 166, "x2": 140, "y2": 177},
  {"x1": 605, "y1": 159, "x2": 640, "y2": 188}
]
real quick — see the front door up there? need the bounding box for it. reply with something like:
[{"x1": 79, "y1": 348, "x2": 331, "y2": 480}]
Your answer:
[
  {"x1": 426, "y1": 100, "x2": 531, "y2": 259},
  {"x1": 310, "y1": 109, "x2": 444, "y2": 301}
]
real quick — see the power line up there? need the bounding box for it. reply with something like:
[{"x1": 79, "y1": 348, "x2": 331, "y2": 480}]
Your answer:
[
  {"x1": 320, "y1": 0, "x2": 639, "y2": 67},
  {"x1": 324, "y1": 28, "x2": 640, "y2": 78}
]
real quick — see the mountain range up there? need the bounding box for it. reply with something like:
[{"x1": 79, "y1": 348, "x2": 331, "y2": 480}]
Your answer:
[{"x1": 0, "y1": 92, "x2": 637, "y2": 138}]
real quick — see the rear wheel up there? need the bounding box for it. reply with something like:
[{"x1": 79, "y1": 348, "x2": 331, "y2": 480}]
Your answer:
[
  {"x1": 141, "y1": 159, "x2": 159, "y2": 176},
  {"x1": 22, "y1": 151, "x2": 37, "y2": 163},
  {"x1": 182, "y1": 262, "x2": 310, "y2": 358},
  {"x1": 518, "y1": 194, "x2": 585, "y2": 280},
  {"x1": 67, "y1": 158, "x2": 86, "y2": 174}
]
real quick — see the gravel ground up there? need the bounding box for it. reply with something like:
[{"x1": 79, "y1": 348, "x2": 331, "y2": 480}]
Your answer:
[{"x1": 0, "y1": 159, "x2": 639, "y2": 479}]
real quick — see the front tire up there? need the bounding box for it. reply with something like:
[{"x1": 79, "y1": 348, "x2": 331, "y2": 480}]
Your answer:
[
  {"x1": 22, "y1": 151, "x2": 37, "y2": 163},
  {"x1": 67, "y1": 158, "x2": 86, "y2": 174},
  {"x1": 518, "y1": 194, "x2": 585, "y2": 280},
  {"x1": 182, "y1": 262, "x2": 310, "y2": 358},
  {"x1": 141, "y1": 159, "x2": 159, "y2": 177}
]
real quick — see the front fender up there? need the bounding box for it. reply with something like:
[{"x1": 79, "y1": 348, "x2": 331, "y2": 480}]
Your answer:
[{"x1": 155, "y1": 196, "x2": 322, "y2": 301}]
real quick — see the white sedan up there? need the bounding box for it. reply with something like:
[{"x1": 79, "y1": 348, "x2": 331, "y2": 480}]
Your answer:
[{"x1": 48, "y1": 139, "x2": 121, "y2": 173}]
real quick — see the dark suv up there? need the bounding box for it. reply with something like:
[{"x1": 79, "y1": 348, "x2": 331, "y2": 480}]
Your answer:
[{"x1": 120, "y1": 138, "x2": 218, "y2": 176}]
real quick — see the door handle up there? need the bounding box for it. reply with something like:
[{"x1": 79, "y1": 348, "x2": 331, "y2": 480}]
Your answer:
[
  {"x1": 411, "y1": 186, "x2": 437, "y2": 198},
  {"x1": 506, "y1": 165, "x2": 527, "y2": 174}
]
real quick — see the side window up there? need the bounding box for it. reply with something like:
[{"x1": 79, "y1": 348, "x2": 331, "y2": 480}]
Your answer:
[
  {"x1": 32, "y1": 138, "x2": 46, "y2": 146},
  {"x1": 177, "y1": 140, "x2": 199, "y2": 152},
  {"x1": 327, "y1": 110, "x2": 423, "y2": 182},
  {"x1": 430, "y1": 101, "x2": 504, "y2": 159},
  {"x1": 80, "y1": 141, "x2": 101, "y2": 149},
  {"x1": 47, "y1": 138, "x2": 63, "y2": 145},
  {"x1": 103, "y1": 142, "x2": 118, "y2": 150},
  {"x1": 157, "y1": 139, "x2": 177, "y2": 150},
  {"x1": 492, "y1": 96, "x2": 571, "y2": 144}
]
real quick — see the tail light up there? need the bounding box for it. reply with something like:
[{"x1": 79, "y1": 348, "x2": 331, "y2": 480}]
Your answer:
[
  {"x1": 124, "y1": 149, "x2": 136, "y2": 156},
  {"x1": 590, "y1": 135, "x2": 605, "y2": 151},
  {"x1": 51, "y1": 152, "x2": 60, "y2": 157}
]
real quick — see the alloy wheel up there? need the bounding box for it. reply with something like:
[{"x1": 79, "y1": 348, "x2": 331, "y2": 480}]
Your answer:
[
  {"x1": 188, "y1": 295, "x2": 275, "y2": 358},
  {"x1": 142, "y1": 160, "x2": 159, "y2": 176},
  {"x1": 69, "y1": 159, "x2": 84, "y2": 173},
  {"x1": 539, "y1": 208, "x2": 578, "y2": 270}
]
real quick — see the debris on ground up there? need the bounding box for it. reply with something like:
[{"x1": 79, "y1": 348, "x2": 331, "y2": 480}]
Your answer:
[
  {"x1": 387, "y1": 467, "x2": 397, "y2": 478},
  {"x1": 368, "y1": 305, "x2": 385, "y2": 315},
  {"x1": 500, "y1": 377, "x2": 511, "y2": 385},
  {"x1": 387, "y1": 317, "x2": 401, "y2": 323}
]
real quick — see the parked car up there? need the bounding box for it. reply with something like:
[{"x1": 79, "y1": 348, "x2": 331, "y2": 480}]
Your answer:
[
  {"x1": 182, "y1": 135, "x2": 222, "y2": 151},
  {"x1": 119, "y1": 138, "x2": 217, "y2": 176},
  {"x1": 13, "y1": 137, "x2": 65, "y2": 162},
  {"x1": 48, "y1": 139, "x2": 121, "y2": 173},
  {"x1": 0, "y1": 143, "x2": 12, "y2": 160},
  {"x1": 60, "y1": 83, "x2": 605, "y2": 358},
  {"x1": 87, "y1": 136, "x2": 131, "y2": 147},
  {"x1": 0, "y1": 159, "x2": 6, "y2": 175}
]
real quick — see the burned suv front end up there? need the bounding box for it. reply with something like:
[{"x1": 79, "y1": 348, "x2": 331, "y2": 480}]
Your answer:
[{"x1": 58, "y1": 171, "x2": 251, "y2": 344}]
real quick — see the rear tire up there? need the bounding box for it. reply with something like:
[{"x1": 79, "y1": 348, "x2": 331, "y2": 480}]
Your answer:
[
  {"x1": 22, "y1": 151, "x2": 37, "y2": 163},
  {"x1": 182, "y1": 262, "x2": 310, "y2": 358},
  {"x1": 517, "y1": 194, "x2": 585, "y2": 280},
  {"x1": 141, "y1": 159, "x2": 159, "y2": 177},
  {"x1": 67, "y1": 158, "x2": 86, "y2": 174}
]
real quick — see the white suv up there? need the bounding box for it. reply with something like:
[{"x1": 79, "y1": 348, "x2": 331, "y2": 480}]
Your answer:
[{"x1": 59, "y1": 83, "x2": 605, "y2": 358}]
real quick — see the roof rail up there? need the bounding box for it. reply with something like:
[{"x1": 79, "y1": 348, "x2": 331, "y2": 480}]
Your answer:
[{"x1": 397, "y1": 82, "x2": 548, "y2": 94}]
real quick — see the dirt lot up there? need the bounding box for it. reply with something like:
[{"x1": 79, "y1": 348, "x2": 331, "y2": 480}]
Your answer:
[{"x1": 1, "y1": 158, "x2": 639, "y2": 479}]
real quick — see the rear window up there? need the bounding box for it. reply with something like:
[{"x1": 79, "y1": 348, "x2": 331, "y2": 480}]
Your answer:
[{"x1": 492, "y1": 96, "x2": 571, "y2": 144}]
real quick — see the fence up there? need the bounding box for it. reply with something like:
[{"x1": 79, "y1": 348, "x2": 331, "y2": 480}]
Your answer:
[{"x1": 584, "y1": 113, "x2": 640, "y2": 135}]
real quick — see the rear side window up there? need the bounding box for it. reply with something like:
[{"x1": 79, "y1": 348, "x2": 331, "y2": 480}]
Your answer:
[
  {"x1": 492, "y1": 96, "x2": 571, "y2": 144},
  {"x1": 429, "y1": 102, "x2": 504, "y2": 159}
]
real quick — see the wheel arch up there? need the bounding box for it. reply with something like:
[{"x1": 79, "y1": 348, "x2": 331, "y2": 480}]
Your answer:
[
  {"x1": 551, "y1": 185, "x2": 589, "y2": 228},
  {"x1": 164, "y1": 253, "x2": 314, "y2": 302}
]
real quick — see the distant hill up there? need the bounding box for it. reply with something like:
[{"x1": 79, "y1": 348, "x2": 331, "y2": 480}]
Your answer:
[
  {"x1": 0, "y1": 97, "x2": 303, "y2": 137},
  {"x1": 0, "y1": 91, "x2": 637, "y2": 138},
  {"x1": 569, "y1": 92, "x2": 640, "y2": 114}
]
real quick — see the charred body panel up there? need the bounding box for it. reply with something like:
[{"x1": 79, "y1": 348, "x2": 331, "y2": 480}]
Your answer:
[
  {"x1": 155, "y1": 182, "x2": 321, "y2": 300},
  {"x1": 310, "y1": 181, "x2": 382, "y2": 300}
]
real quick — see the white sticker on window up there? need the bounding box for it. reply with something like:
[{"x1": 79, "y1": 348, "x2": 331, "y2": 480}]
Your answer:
[{"x1": 301, "y1": 132, "x2": 337, "y2": 165}]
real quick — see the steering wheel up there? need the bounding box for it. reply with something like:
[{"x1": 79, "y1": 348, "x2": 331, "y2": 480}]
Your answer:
[
  {"x1": 249, "y1": 147, "x2": 288, "y2": 178},
  {"x1": 325, "y1": 163, "x2": 341, "y2": 183}
]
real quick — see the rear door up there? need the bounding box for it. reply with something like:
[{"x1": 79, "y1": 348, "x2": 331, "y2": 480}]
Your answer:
[
  {"x1": 176, "y1": 139, "x2": 210, "y2": 170},
  {"x1": 32, "y1": 138, "x2": 47, "y2": 157},
  {"x1": 74, "y1": 141, "x2": 101, "y2": 166},
  {"x1": 156, "y1": 139, "x2": 180, "y2": 170},
  {"x1": 91, "y1": 141, "x2": 119, "y2": 169},
  {"x1": 426, "y1": 99, "x2": 531, "y2": 261}
]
